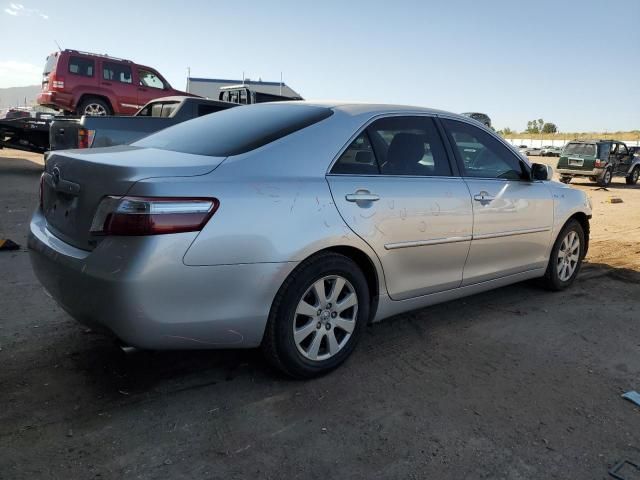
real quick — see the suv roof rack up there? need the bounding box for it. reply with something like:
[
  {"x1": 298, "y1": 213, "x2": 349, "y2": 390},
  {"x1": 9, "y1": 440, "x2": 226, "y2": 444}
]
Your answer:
[{"x1": 63, "y1": 49, "x2": 132, "y2": 63}]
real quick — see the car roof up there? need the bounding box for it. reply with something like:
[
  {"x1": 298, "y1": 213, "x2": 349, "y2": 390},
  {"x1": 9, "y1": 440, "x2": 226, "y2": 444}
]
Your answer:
[{"x1": 281, "y1": 100, "x2": 471, "y2": 120}]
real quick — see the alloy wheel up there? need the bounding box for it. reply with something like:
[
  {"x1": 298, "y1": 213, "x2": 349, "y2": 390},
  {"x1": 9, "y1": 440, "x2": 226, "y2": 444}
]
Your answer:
[
  {"x1": 84, "y1": 103, "x2": 107, "y2": 116},
  {"x1": 557, "y1": 231, "x2": 580, "y2": 281},
  {"x1": 293, "y1": 275, "x2": 358, "y2": 361}
]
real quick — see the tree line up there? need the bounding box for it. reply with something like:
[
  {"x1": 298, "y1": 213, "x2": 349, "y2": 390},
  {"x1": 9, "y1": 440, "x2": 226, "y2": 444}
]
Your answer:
[{"x1": 497, "y1": 119, "x2": 558, "y2": 136}]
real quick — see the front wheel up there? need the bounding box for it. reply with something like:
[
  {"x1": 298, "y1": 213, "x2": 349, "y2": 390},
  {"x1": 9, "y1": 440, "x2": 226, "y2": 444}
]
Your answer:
[
  {"x1": 540, "y1": 220, "x2": 585, "y2": 291},
  {"x1": 626, "y1": 166, "x2": 639, "y2": 185},
  {"x1": 262, "y1": 252, "x2": 370, "y2": 378}
]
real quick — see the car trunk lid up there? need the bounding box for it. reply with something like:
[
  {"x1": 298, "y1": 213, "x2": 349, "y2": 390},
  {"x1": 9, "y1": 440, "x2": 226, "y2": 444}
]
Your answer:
[{"x1": 42, "y1": 145, "x2": 225, "y2": 250}]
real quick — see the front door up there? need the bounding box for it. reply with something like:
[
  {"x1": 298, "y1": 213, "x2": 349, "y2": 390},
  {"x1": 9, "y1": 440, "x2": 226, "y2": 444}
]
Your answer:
[
  {"x1": 327, "y1": 116, "x2": 473, "y2": 300},
  {"x1": 613, "y1": 143, "x2": 632, "y2": 175},
  {"x1": 440, "y1": 118, "x2": 554, "y2": 285},
  {"x1": 137, "y1": 69, "x2": 167, "y2": 108}
]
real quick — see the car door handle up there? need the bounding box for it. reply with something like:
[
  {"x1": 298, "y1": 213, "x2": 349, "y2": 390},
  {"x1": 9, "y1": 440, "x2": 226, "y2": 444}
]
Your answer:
[
  {"x1": 473, "y1": 191, "x2": 495, "y2": 204},
  {"x1": 345, "y1": 191, "x2": 380, "y2": 203}
]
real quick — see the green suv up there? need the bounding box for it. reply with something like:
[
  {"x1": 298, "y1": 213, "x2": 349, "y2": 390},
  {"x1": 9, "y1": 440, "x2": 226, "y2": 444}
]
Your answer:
[{"x1": 556, "y1": 140, "x2": 640, "y2": 187}]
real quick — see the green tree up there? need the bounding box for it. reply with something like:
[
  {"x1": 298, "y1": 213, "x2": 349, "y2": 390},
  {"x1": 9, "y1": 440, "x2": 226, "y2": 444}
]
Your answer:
[
  {"x1": 542, "y1": 122, "x2": 558, "y2": 133},
  {"x1": 526, "y1": 120, "x2": 539, "y2": 134},
  {"x1": 537, "y1": 118, "x2": 544, "y2": 132},
  {"x1": 498, "y1": 127, "x2": 514, "y2": 136}
]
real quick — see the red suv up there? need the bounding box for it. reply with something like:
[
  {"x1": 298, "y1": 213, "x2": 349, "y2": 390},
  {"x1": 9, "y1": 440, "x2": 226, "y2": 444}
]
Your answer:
[{"x1": 38, "y1": 49, "x2": 192, "y2": 116}]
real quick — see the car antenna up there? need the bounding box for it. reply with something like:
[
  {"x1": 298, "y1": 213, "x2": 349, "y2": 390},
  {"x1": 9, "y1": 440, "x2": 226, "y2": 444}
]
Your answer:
[{"x1": 54, "y1": 39, "x2": 62, "y2": 51}]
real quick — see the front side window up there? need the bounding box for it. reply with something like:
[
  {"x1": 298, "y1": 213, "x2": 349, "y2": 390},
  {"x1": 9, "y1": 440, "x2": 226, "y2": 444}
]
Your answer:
[
  {"x1": 331, "y1": 131, "x2": 379, "y2": 175},
  {"x1": 139, "y1": 69, "x2": 165, "y2": 89},
  {"x1": 68, "y1": 56, "x2": 94, "y2": 77},
  {"x1": 103, "y1": 62, "x2": 132, "y2": 84},
  {"x1": 368, "y1": 116, "x2": 451, "y2": 176},
  {"x1": 617, "y1": 144, "x2": 628, "y2": 156},
  {"x1": 442, "y1": 119, "x2": 525, "y2": 180}
]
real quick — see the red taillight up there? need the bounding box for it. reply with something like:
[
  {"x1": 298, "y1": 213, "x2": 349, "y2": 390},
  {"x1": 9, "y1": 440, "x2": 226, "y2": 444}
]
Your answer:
[
  {"x1": 50, "y1": 73, "x2": 65, "y2": 91},
  {"x1": 90, "y1": 196, "x2": 219, "y2": 236},
  {"x1": 595, "y1": 159, "x2": 606, "y2": 168},
  {"x1": 77, "y1": 128, "x2": 95, "y2": 148}
]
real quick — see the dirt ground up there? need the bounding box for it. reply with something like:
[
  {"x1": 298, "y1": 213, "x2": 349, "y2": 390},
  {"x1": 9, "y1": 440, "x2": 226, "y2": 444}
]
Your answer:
[{"x1": 0, "y1": 149, "x2": 639, "y2": 479}]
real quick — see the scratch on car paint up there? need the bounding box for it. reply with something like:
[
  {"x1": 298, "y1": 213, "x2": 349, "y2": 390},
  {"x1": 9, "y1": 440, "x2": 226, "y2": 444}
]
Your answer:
[
  {"x1": 360, "y1": 211, "x2": 375, "y2": 219},
  {"x1": 234, "y1": 444, "x2": 251, "y2": 454},
  {"x1": 375, "y1": 225, "x2": 385, "y2": 236},
  {"x1": 290, "y1": 192, "x2": 300, "y2": 213},
  {"x1": 270, "y1": 423, "x2": 297, "y2": 437},
  {"x1": 324, "y1": 221, "x2": 330, "y2": 228},
  {"x1": 418, "y1": 221, "x2": 427, "y2": 232}
]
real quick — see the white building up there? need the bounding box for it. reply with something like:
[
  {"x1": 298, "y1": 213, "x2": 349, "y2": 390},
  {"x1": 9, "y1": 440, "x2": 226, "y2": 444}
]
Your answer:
[{"x1": 186, "y1": 77, "x2": 302, "y2": 100}]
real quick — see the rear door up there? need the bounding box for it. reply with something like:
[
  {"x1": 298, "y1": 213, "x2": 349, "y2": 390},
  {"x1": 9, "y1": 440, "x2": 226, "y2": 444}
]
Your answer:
[
  {"x1": 102, "y1": 61, "x2": 138, "y2": 114},
  {"x1": 440, "y1": 117, "x2": 554, "y2": 285},
  {"x1": 613, "y1": 143, "x2": 631, "y2": 175},
  {"x1": 327, "y1": 115, "x2": 473, "y2": 300}
]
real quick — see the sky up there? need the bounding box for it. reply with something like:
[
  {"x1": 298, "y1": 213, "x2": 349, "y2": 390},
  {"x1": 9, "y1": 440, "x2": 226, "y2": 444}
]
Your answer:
[{"x1": 0, "y1": 0, "x2": 638, "y2": 132}]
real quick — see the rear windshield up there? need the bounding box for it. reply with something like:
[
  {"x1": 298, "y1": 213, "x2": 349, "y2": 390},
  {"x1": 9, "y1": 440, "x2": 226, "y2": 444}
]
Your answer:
[
  {"x1": 43, "y1": 54, "x2": 57, "y2": 74},
  {"x1": 563, "y1": 142, "x2": 596, "y2": 156},
  {"x1": 133, "y1": 103, "x2": 333, "y2": 156}
]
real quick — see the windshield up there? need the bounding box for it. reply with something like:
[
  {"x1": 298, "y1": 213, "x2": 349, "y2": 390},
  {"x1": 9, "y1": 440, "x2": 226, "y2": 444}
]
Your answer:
[
  {"x1": 133, "y1": 103, "x2": 333, "y2": 156},
  {"x1": 563, "y1": 142, "x2": 596, "y2": 156}
]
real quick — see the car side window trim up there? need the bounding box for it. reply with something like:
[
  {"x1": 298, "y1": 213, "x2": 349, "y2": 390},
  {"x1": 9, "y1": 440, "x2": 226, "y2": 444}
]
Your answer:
[
  {"x1": 326, "y1": 113, "x2": 460, "y2": 178},
  {"x1": 437, "y1": 114, "x2": 532, "y2": 182}
]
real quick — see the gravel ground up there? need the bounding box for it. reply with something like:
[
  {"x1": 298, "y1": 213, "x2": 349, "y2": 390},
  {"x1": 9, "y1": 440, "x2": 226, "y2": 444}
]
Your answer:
[{"x1": 0, "y1": 149, "x2": 639, "y2": 479}]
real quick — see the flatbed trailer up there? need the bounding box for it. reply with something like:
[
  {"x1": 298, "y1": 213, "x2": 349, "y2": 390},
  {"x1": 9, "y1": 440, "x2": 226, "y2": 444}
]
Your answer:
[{"x1": 0, "y1": 116, "x2": 55, "y2": 154}]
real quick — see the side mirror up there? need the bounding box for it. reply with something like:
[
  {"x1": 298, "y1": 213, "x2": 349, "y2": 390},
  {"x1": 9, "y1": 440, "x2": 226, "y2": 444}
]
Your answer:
[{"x1": 531, "y1": 163, "x2": 551, "y2": 181}]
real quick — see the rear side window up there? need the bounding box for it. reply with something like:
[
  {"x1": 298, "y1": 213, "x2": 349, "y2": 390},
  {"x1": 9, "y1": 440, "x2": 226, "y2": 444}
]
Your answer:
[
  {"x1": 369, "y1": 116, "x2": 451, "y2": 176},
  {"x1": 103, "y1": 62, "x2": 132, "y2": 84},
  {"x1": 133, "y1": 103, "x2": 333, "y2": 156},
  {"x1": 68, "y1": 56, "x2": 94, "y2": 77},
  {"x1": 331, "y1": 131, "x2": 379, "y2": 175}
]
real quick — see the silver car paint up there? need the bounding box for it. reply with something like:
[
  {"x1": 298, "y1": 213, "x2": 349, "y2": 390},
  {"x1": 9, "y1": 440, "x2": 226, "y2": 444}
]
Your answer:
[{"x1": 29, "y1": 102, "x2": 592, "y2": 350}]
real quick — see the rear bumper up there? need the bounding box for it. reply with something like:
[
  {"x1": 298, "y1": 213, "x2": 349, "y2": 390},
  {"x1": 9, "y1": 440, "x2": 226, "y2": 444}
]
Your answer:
[
  {"x1": 37, "y1": 91, "x2": 74, "y2": 111},
  {"x1": 28, "y1": 209, "x2": 296, "y2": 349},
  {"x1": 556, "y1": 167, "x2": 603, "y2": 177}
]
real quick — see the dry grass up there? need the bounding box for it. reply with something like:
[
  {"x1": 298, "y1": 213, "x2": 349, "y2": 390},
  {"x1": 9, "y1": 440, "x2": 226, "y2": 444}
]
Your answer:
[{"x1": 504, "y1": 131, "x2": 640, "y2": 142}]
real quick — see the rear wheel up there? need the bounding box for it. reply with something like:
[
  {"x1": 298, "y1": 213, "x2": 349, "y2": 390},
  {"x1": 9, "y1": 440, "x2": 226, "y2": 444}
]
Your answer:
[
  {"x1": 626, "y1": 166, "x2": 639, "y2": 185},
  {"x1": 560, "y1": 176, "x2": 572, "y2": 184},
  {"x1": 597, "y1": 168, "x2": 612, "y2": 187},
  {"x1": 77, "y1": 97, "x2": 111, "y2": 116},
  {"x1": 262, "y1": 252, "x2": 370, "y2": 378},
  {"x1": 540, "y1": 219, "x2": 585, "y2": 291}
]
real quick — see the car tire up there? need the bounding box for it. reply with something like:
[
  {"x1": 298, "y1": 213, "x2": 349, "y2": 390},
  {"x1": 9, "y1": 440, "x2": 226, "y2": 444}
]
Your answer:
[
  {"x1": 597, "y1": 168, "x2": 612, "y2": 187},
  {"x1": 262, "y1": 252, "x2": 370, "y2": 379},
  {"x1": 560, "y1": 176, "x2": 572, "y2": 184},
  {"x1": 77, "y1": 97, "x2": 112, "y2": 116},
  {"x1": 540, "y1": 219, "x2": 586, "y2": 291},
  {"x1": 625, "y1": 166, "x2": 639, "y2": 185}
]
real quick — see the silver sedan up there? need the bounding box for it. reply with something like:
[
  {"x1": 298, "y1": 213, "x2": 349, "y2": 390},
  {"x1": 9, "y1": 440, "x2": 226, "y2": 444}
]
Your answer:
[{"x1": 29, "y1": 102, "x2": 592, "y2": 378}]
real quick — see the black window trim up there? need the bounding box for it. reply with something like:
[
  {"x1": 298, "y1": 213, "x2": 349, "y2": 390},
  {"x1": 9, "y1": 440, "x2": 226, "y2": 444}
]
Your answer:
[
  {"x1": 326, "y1": 113, "x2": 460, "y2": 178},
  {"x1": 102, "y1": 61, "x2": 133, "y2": 84},
  {"x1": 437, "y1": 114, "x2": 533, "y2": 182}
]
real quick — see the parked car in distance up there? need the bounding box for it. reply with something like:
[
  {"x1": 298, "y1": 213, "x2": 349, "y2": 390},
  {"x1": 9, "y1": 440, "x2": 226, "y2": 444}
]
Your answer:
[
  {"x1": 629, "y1": 146, "x2": 640, "y2": 157},
  {"x1": 556, "y1": 140, "x2": 640, "y2": 186},
  {"x1": 461, "y1": 112, "x2": 491, "y2": 128},
  {"x1": 37, "y1": 49, "x2": 193, "y2": 117},
  {"x1": 219, "y1": 84, "x2": 303, "y2": 104},
  {"x1": 524, "y1": 147, "x2": 542, "y2": 156},
  {"x1": 49, "y1": 96, "x2": 237, "y2": 151},
  {"x1": 29, "y1": 102, "x2": 592, "y2": 378},
  {"x1": 3, "y1": 108, "x2": 31, "y2": 120},
  {"x1": 541, "y1": 145, "x2": 563, "y2": 157}
]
